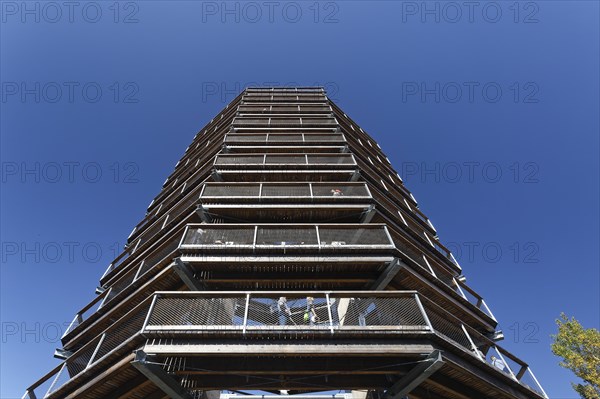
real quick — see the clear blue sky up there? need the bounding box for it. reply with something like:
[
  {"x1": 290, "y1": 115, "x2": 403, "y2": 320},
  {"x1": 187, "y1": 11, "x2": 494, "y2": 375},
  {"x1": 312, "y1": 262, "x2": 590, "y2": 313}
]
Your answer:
[{"x1": 1, "y1": 1, "x2": 598, "y2": 398}]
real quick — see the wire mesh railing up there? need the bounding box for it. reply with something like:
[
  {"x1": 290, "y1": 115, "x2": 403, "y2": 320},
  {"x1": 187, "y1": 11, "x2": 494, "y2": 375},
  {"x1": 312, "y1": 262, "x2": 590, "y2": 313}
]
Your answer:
[
  {"x1": 419, "y1": 296, "x2": 548, "y2": 398},
  {"x1": 143, "y1": 291, "x2": 429, "y2": 333},
  {"x1": 232, "y1": 116, "x2": 337, "y2": 127},
  {"x1": 214, "y1": 153, "x2": 356, "y2": 167},
  {"x1": 224, "y1": 133, "x2": 346, "y2": 143},
  {"x1": 237, "y1": 104, "x2": 332, "y2": 114},
  {"x1": 179, "y1": 224, "x2": 395, "y2": 250},
  {"x1": 200, "y1": 182, "x2": 371, "y2": 199},
  {"x1": 24, "y1": 299, "x2": 151, "y2": 399},
  {"x1": 62, "y1": 290, "x2": 108, "y2": 338},
  {"x1": 242, "y1": 95, "x2": 328, "y2": 103}
]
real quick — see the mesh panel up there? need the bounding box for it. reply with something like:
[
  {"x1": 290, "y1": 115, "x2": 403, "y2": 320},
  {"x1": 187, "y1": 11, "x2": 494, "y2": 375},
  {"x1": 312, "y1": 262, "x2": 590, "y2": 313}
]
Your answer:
[
  {"x1": 302, "y1": 118, "x2": 336, "y2": 125},
  {"x1": 65, "y1": 336, "x2": 101, "y2": 377},
  {"x1": 138, "y1": 239, "x2": 179, "y2": 276},
  {"x1": 270, "y1": 106, "x2": 300, "y2": 112},
  {"x1": 427, "y1": 310, "x2": 471, "y2": 348},
  {"x1": 168, "y1": 189, "x2": 201, "y2": 220},
  {"x1": 137, "y1": 218, "x2": 164, "y2": 246},
  {"x1": 311, "y1": 184, "x2": 369, "y2": 197},
  {"x1": 268, "y1": 134, "x2": 303, "y2": 142},
  {"x1": 519, "y1": 369, "x2": 546, "y2": 396},
  {"x1": 183, "y1": 227, "x2": 255, "y2": 245},
  {"x1": 105, "y1": 267, "x2": 138, "y2": 302},
  {"x1": 94, "y1": 303, "x2": 150, "y2": 360},
  {"x1": 147, "y1": 297, "x2": 244, "y2": 327},
  {"x1": 265, "y1": 155, "x2": 305, "y2": 164},
  {"x1": 225, "y1": 134, "x2": 266, "y2": 142},
  {"x1": 261, "y1": 184, "x2": 311, "y2": 197},
  {"x1": 300, "y1": 105, "x2": 330, "y2": 112},
  {"x1": 319, "y1": 228, "x2": 390, "y2": 246},
  {"x1": 44, "y1": 364, "x2": 70, "y2": 397},
  {"x1": 270, "y1": 118, "x2": 302, "y2": 126},
  {"x1": 256, "y1": 227, "x2": 318, "y2": 245},
  {"x1": 306, "y1": 134, "x2": 345, "y2": 142},
  {"x1": 307, "y1": 155, "x2": 354, "y2": 165},
  {"x1": 332, "y1": 297, "x2": 426, "y2": 327},
  {"x1": 215, "y1": 156, "x2": 264, "y2": 165},
  {"x1": 202, "y1": 184, "x2": 260, "y2": 197},
  {"x1": 233, "y1": 119, "x2": 270, "y2": 125},
  {"x1": 246, "y1": 296, "x2": 330, "y2": 327}
]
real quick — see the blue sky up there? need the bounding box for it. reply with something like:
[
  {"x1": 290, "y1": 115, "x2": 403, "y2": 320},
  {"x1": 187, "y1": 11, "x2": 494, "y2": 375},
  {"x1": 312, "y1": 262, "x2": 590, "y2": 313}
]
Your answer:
[{"x1": 1, "y1": 1, "x2": 598, "y2": 398}]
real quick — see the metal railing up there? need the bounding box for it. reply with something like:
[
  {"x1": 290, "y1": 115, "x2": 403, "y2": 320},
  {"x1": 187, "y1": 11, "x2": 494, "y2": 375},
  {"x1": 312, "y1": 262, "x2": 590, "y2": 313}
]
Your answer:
[
  {"x1": 232, "y1": 116, "x2": 337, "y2": 127},
  {"x1": 454, "y1": 280, "x2": 497, "y2": 321},
  {"x1": 200, "y1": 182, "x2": 371, "y2": 200},
  {"x1": 143, "y1": 291, "x2": 429, "y2": 333},
  {"x1": 242, "y1": 95, "x2": 327, "y2": 103},
  {"x1": 238, "y1": 105, "x2": 331, "y2": 114},
  {"x1": 214, "y1": 153, "x2": 356, "y2": 167},
  {"x1": 179, "y1": 223, "x2": 395, "y2": 251},
  {"x1": 23, "y1": 299, "x2": 151, "y2": 399},
  {"x1": 224, "y1": 133, "x2": 346, "y2": 143},
  {"x1": 25, "y1": 291, "x2": 547, "y2": 399},
  {"x1": 419, "y1": 296, "x2": 548, "y2": 398},
  {"x1": 245, "y1": 87, "x2": 324, "y2": 93},
  {"x1": 62, "y1": 290, "x2": 109, "y2": 338}
]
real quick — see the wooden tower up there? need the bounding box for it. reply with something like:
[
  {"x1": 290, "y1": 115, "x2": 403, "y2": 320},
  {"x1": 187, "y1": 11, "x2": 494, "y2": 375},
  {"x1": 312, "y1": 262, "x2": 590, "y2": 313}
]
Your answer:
[{"x1": 25, "y1": 87, "x2": 547, "y2": 399}]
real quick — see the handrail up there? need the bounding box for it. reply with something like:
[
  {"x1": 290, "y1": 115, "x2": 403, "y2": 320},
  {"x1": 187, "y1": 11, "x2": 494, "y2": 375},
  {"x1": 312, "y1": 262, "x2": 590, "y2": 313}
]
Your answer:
[
  {"x1": 62, "y1": 290, "x2": 109, "y2": 339},
  {"x1": 24, "y1": 297, "x2": 152, "y2": 399}
]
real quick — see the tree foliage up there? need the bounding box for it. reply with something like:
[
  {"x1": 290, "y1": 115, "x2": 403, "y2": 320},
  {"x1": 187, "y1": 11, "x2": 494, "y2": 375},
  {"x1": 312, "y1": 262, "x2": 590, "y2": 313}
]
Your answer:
[{"x1": 551, "y1": 313, "x2": 600, "y2": 399}]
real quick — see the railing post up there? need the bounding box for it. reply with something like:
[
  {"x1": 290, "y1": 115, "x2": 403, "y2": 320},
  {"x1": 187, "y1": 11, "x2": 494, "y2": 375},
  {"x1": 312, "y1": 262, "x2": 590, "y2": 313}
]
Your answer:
[
  {"x1": 454, "y1": 279, "x2": 468, "y2": 300},
  {"x1": 494, "y1": 347, "x2": 518, "y2": 381},
  {"x1": 63, "y1": 313, "x2": 82, "y2": 338},
  {"x1": 141, "y1": 295, "x2": 159, "y2": 333},
  {"x1": 253, "y1": 226, "x2": 258, "y2": 252},
  {"x1": 98, "y1": 287, "x2": 112, "y2": 309},
  {"x1": 309, "y1": 183, "x2": 314, "y2": 199},
  {"x1": 481, "y1": 299, "x2": 497, "y2": 322},
  {"x1": 86, "y1": 333, "x2": 106, "y2": 369},
  {"x1": 100, "y1": 262, "x2": 114, "y2": 280},
  {"x1": 178, "y1": 225, "x2": 190, "y2": 249},
  {"x1": 45, "y1": 363, "x2": 66, "y2": 398},
  {"x1": 22, "y1": 389, "x2": 36, "y2": 399},
  {"x1": 527, "y1": 368, "x2": 549, "y2": 399},
  {"x1": 316, "y1": 226, "x2": 321, "y2": 250},
  {"x1": 133, "y1": 261, "x2": 145, "y2": 281},
  {"x1": 326, "y1": 293, "x2": 334, "y2": 334},
  {"x1": 414, "y1": 294, "x2": 434, "y2": 331},
  {"x1": 461, "y1": 324, "x2": 483, "y2": 361},
  {"x1": 243, "y1": 293, "x2": 250, "y2": 334},
  {"x1": 382, "y1": 226, "x2": 394, "y2": 246},
  {"x1": 422, "y1": 256, "x2": 437, "y2": 278}
]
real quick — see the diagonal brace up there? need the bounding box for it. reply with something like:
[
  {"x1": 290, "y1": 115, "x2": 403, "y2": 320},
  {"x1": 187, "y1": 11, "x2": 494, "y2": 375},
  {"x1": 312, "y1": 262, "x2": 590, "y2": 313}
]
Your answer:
[
  {"x1": 174, "y1": 258, "x2": 206, "y2": 291},
  {"x1": 131, "y1": 350, "x2": 193, "y2": 399},
  {"x1": 371, "y1": 258, "x2": 405, "y2": 290},
  {"x1": 383, "y1": 350, "x2": 444, "y2": 399}
]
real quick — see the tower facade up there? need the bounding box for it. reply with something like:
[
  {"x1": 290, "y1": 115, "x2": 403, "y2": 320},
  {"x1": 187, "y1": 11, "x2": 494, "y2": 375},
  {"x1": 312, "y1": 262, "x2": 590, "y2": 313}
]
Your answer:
[{"x1": 25, "y1": 88, "x2": 547, "y2": 399}]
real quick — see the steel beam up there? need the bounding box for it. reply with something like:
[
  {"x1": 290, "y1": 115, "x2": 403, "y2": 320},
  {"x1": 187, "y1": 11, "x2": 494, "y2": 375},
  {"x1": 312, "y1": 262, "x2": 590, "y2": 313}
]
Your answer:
[
  {"x1": 382, "y1": 350, "x2": 444, "y2": 399},
  {"x1": 131, "y1": 350, "x2": 193, "y2": 399},
  {"x1": 370, "y1": 258, "x2": 405, "y2": 290},
  {"x1": 174, "y1": 258, "x2": 206, "y2": 291}
]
